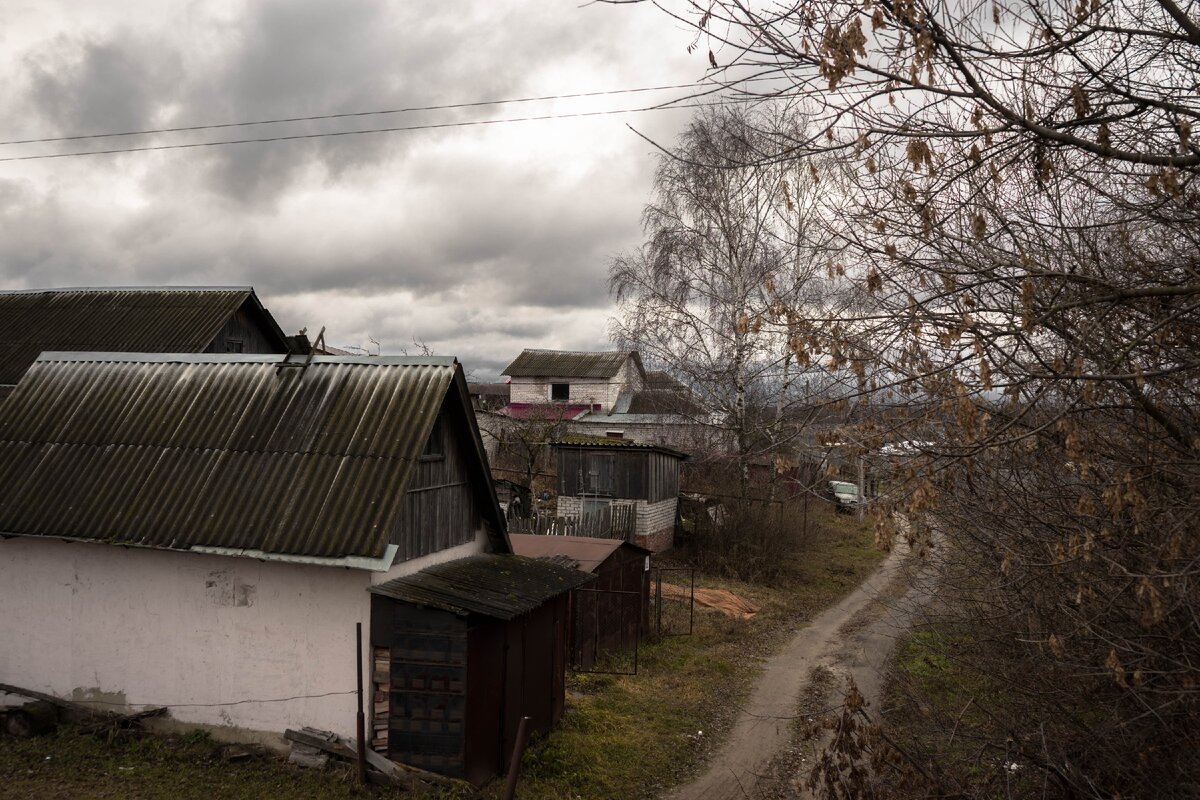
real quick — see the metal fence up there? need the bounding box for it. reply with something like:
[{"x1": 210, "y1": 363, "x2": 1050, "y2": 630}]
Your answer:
[{"x1": 648, "y1": 567, "x2": 695, "y2": 639}]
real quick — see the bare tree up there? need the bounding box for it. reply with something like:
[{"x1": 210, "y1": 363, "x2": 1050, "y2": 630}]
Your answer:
[
  {"x1": 610, "y1": 104, "x2": 843, "y2": 491},
  {"x1": 616, "y1": 1, "x2": 1200, "y2": 796}
]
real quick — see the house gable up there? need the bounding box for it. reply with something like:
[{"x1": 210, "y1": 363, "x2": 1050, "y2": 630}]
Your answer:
[
  {"x1": 0, "y1": 286, "x2": 290, "y2": 389},
  {"x1": 0, "y1": 353, "x2": 506, "y2": 564}
]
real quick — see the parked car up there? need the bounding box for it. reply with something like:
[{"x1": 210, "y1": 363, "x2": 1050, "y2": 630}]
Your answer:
[{"x1": 828, "y1": 480, "x2": 860, "y2": 512}]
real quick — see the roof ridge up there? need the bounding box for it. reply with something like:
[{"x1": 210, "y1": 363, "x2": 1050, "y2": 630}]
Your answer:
[
  {"x1": 34, "y1": 352, "x2": 458, "y2": 367},
  {"x1": 0, "y1": 285, "x2": 254, "y2": 294}
]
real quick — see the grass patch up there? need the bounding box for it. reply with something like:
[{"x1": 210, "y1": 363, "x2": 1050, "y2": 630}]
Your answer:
[
  {"x1": 488, "y1": 505, "x2": 882, "y2": 800},
  {"x1": 0, "y1": 725, "x2": 405, "y2": 800},
  {"x1": 879, "y1": 622, "x2": 1054, "y2": 797}
]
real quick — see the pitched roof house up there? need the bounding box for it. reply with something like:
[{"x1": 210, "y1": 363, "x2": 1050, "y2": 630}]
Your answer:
[
  {"x1": 501, "y1": 348, "x2": 645, "y2": 418},
  {"x1": 0, "y1": 351, "x2": 582, "y2": 783},
  {"x1": 0, "y1": 286, "x2": 291, "y2": 397},
  {"x1": 496, "y1": 347, "x2": 715, "y2": 454}
]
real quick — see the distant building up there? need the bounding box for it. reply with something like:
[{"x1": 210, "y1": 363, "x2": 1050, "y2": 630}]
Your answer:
[
  {"x1": 502, "y1": 348, "x2": 644, "y2": 416},
  {"x1": 0, "y1": 286, "x2": 291, "y2": 399},
  {"x1": 497, "y1": 348, "x2": 715, "y2": 453},
  {"x1": 552, "y1": 436, "x2": 687, "y2": 552}
]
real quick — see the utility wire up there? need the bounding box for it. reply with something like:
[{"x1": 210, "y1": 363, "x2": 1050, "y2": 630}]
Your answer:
[
  {"x1": 0, "y1": 76, "x2": 772, "y2": 148},
  {"x1": 0, "y1": 98, "x2": 736, "y2": 163}
]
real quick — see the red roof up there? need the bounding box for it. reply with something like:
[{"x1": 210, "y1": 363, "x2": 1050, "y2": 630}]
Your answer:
[
  {"x1": 508, "y1": 534, "x2": 648, "y2": 573},
  {"x1": 501, "y1": 403, "x2": 595, "y2": 421}
]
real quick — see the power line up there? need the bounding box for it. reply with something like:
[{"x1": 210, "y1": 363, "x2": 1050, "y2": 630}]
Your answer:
[
  {"x1": 0, "y1": 98, "x2": 734, "y2": 163},
  {"x1": 0, "y1": 77, "x2": 761, "y2": 148}
]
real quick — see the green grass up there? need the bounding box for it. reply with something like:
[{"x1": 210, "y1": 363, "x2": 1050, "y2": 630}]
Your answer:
[
  {"x1": 0, "y1": 507, "x2": 880, "y2": 800},
  {"x1": 880, "y1": 624, "x2": 1050, "y2": 796},
  {"x1": 0, "y1": 726, "x2": 399, "y2": 800},
  {"x1": 487, "y1": 506, "x2": 882, "y2": 800}
]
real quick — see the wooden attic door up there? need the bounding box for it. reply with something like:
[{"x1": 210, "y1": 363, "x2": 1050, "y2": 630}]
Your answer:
[{"x1": 370, "y1": 596, "x2": 468, "y2": 778}]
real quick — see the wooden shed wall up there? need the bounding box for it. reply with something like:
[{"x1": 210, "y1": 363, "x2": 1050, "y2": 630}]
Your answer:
[
  {"x1": 557, "y1": 447, "x2": 682, "y2": 503},
  {"x1": 646, "y1": 451, "x2": 681, "y2": 502},
  {"x1": 391, "y1": 399, "x2": 483, "y2": 561},
  {"x1": 203, "y1": 305, "x2": 285, "y2": 354},
  {"x1": 370, "y1": 596, "x2": 469, "y2": 778},
  {"x1": 556, "y1": 447, "x2": 649, "y2": 500}
]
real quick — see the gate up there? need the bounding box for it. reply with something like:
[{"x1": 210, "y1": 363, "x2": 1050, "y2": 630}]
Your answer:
[
  {"x1": 570, "y1": 586, "x2": 643, "y2": 675},
  {"x1": 649, "y1": 566, "x2": 695, "y2": 638}
]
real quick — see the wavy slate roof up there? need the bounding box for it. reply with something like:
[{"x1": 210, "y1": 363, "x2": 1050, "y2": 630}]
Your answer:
[
  {"x1": 0, "y1": 352, "x2": 484, "y2": 561},
  {"x1": 369, "y1": 554, "x2": 593, "y2": 619},
  {"x1": 0, "y1": 286, "x2": 287, "y2": 386},
  {"x1": 502, "y1": 349, "x2": 641, "y2": 379}
]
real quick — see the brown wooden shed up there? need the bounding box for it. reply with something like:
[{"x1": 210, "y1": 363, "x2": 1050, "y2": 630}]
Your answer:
[
  {"x1": 508, "y1": 534, "x2": 650, "y2": 669},
  {"x1": 368, "y1": 554, "x2": 592, "y2": 785}
]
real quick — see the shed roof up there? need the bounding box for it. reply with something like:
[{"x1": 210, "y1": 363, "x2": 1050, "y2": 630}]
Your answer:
[
  {"x1": 508, "y1": 534, "x2": 649, "y2": 573},
  {"x1": 552, "y1": 434, "x2": 689, "y2": 460},
  {"x1": 0, "y1": 286, "x2": 289, "y2": 386},
  {"x1": 369, "y1": 554, "x2": 593, "y2": 619},
  {"x1": 502, "y1": 349, "x2": 642, "y2": 379},
  {"x1": 0, "y1": 352, "x2": 505, "y2": 562}
]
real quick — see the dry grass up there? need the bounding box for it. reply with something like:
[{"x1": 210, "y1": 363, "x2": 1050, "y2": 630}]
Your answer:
[{"x1": 489, "y1": 505, "x2": 882, "y2": 800}]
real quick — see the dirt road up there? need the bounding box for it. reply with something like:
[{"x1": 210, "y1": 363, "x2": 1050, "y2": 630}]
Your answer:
[{"x1": 665, "y1": 539, "x2": 923, "y2": 800}]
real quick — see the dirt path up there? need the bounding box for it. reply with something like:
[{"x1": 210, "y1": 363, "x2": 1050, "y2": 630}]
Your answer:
[{"x1": 665, "y1": 539, "x2": 921, "y2": 800}]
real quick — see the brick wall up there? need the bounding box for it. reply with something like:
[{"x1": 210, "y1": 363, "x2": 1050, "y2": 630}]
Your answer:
[
  {"x1": 556, "y1": 495, "x2": 675, "y2": 552},
  {"x1": 509, "y1": 377, "x2": 617, "y2": 410}
]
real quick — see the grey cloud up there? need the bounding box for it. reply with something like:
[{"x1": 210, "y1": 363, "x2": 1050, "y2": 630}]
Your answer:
[
  {"x1": 1, "y1": 0, "x2": 702, "y2": 374},
  {"x1": 21, "y1": 31, "x2": 184, "y2": 137}
]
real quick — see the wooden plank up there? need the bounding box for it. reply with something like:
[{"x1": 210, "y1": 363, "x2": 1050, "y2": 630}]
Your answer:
[{"x1": 283, "y1": 728, "x2": 357, "y2": 761}]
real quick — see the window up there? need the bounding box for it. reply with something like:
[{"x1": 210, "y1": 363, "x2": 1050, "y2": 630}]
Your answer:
[
  {"x1": 421, "y1": 416, "x2": 444, "y2": 460},
  {"x1": 605, "y1": 430, "x2": 624, "y2": 439},
  {"x1": 551, "y1": 382, "x2": 569, "y2": 401},
  {"x1": 224, "y1": 339, "x2": 244, "y2": 353}
]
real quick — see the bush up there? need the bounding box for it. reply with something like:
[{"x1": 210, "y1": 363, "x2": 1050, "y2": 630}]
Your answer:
[{"x1": 679, "y1": 497, "x2": 814, "y2": 584}]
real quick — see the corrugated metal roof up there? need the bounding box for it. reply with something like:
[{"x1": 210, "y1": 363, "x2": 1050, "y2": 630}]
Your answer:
[
  {"x1": 0, "y1": 352, "x2": 465, "y2": 560},
  {"x1": 508, "y1": 534, "x2": 648, "y2": 573},
  {"x1": 369, "y1": 554, "x2": 593, "y2": 619},
  {"x1": 502, "y1": 349, "x2": 640, "y2": 379},
  {"x1": 0, "y1": 286, "x2": 283, "y2": 386},
  {"x1": 552, "y1": 434, "x2": 689, "y2": 459}
]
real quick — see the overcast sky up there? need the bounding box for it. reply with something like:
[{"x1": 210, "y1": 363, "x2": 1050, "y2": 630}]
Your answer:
[{"x1": 0, "y1": 1, "x2": 709, "y2": 379}]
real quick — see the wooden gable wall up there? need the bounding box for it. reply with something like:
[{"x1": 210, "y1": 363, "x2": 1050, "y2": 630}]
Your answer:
[
  {"x1": 204, "y1": 304, "x2": 287, "y2": 354},
  {"x1": 390, "y1": 397, "x2": 484, "y2": 562}
]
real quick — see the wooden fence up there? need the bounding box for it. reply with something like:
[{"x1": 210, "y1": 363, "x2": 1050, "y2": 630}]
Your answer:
[{"x1": 509, "y1": 503, "x2": 636, "y2": 540}]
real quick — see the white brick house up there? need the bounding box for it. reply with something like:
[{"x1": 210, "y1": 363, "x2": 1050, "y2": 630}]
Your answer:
[{"x1": 502, "y1": 349, "x2": 645, "y2": 413}]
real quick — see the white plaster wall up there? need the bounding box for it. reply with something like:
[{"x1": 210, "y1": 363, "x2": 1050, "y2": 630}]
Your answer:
[{"x1": 0, "y1": 530, "x2": 488, "y2": 741}]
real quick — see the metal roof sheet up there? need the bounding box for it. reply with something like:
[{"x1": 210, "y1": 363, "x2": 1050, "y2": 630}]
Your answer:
[
  {"x1": 369, "y1": 554, "x2": 593, "y2": 619},
  {"x1": 0, "y1": 352, "x2": 464, "y2": 560},
  {"x1": 552, "y1": 434, "x2": 689, "y2": 460},
  {"x1": 507, "y1": 534, "x2": 648, "y2": 573},
  {"x1": 502, "y1": 349, "x2": 640, "y2": 379},
  {"x1": 0, "y1": 286, "x2": 285, "y2": 385}
]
